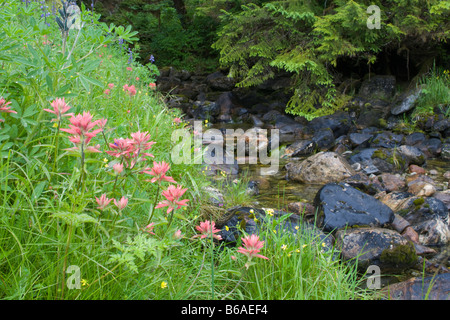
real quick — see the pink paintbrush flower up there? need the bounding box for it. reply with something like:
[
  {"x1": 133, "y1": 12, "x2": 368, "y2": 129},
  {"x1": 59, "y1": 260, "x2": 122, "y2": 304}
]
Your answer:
[
  {"x1": 192, "y1": 220, "x2": 222, "y2": 241},
  {"x1": 106, "y1": 138, "x2": 134, "y2": 158},
  {"x1": 155, "y1": 184, "x2": 189, "y2": 214},
  {"x1": 113, "y1": 163, "x2": 124, "y2": 174},
  {"x1": 114, "y1": 196, "x2": 128, "y2": 211},
  {"x1": 173, "y1": 117, "x2": 182, "y2": 124},
  {"x1": 142, "y1": 161, "x2": 176, "y2": 184},
  {"x1": 43, "y1": 98, "x2": 73, "y2": 122},
  {"x1": 173, "y1": 229, "x2": 183, "y2": 240},
  {"x1": 237, "y1": 234, "x2": 269, "y2": 261},
  {"x1": 95, "y1": 193, "x2": 112, "y2": 210},
  {"x1": 108, "y1": 83, "x2": 114, "y2": 89},
  {"x1": 60, "y1": 112, "x2": 103, "y2": 153},
  {"x1": 0, "y1": 97, "x2": 17, "y2": 114},
  {"x1": 130, "y1": 131, "x2": 155, "y2": 159},
  {"x1": 143, "y1": 222, "x2": 156, "y2": 235}
]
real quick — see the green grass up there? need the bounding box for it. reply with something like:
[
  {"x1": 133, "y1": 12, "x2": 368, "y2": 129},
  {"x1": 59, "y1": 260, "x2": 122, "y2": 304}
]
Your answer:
[
  {"x1": 0, "y1": 0, "x2": 376, "y2": 301},
  {"x1": 412, "y1": 65, "x2": 450, "y2": 120}
]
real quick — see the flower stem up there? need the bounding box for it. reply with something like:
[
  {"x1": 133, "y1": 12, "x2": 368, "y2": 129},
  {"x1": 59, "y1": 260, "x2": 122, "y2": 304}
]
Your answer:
[{"x1": 147, "y1": 183, "x2": 160, "y2": 225}]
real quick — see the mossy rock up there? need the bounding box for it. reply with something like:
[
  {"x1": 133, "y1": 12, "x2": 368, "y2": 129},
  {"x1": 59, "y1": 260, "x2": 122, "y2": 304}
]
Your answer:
[{"x1": 380, "y1": 241, "x2": 418, "y2": 269}]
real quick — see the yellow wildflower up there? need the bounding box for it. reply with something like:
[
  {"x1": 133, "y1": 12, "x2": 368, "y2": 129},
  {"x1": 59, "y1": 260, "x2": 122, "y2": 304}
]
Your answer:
[{"x1": 160, "y1": 281, "x2": 168, "y2": 289}]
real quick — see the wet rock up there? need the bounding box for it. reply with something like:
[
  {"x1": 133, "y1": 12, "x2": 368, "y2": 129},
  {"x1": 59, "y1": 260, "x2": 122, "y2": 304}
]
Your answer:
[
  {"x1": 385, "y1": 273, "x2": 450, "y2": 300},
  {"x1": 335, "y1": 227, "x2": 417, "y2": 271},
  {"x1": 314, "y1": 183, "x2": 395, "y2": 232},
  {"x1": 283, "y1": 140, "x2": 316, "y2": 158},
  {"x1": 286, "y1": 152, "x2": 356, "y2": 184}
]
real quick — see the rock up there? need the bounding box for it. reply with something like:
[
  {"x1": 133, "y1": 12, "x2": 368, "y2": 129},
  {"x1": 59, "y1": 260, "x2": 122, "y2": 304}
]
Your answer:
[
  {"x1": 217, "y1": 206, "x2": 332, "y2": 249},
  {"x1": 357, "y1": 75, "x2": 396, "y2": 101},
  {"x1": 407, "y1": 182, "x2": 436, "y2": 197},
  {"x1": 409, "y1": 164, "x2": 426, "y2": 174},
  {"x1": 307, "y1": 112, "x2": 352, "y2": 139},
  {"x1": 416, "y1": 138, "x2": 442, "y2": 158},
  {"x1": 375, "y1": 191, "x2": 415, "y2": 212},
  {"x1": 286, "y1": 152, "x2": 356, "y2": 184},
  {"x1": 311, "y1": 128, "x2": 335, "y2": 151},
  {"x1": 314, "y1": 183, "x2": 395, "y2": 232},
  {"x1": 434, "y1": 190, "x2": 450, "y2": 211},
  {"x1": 204, "y1": 186, "x2": 225, "y2": 206},
  {"x1": 391, "y1": 213, "x2": 411, "y2": 234},
  {"x1": 288, "y1": 202, "x2": 315, "y2": 216},
  {"x1": 397, "y1": 145, "x2": 426, "y2": 166},
  {"x1": 250, "y1": 115, "x2": 264, "y2": 127},
  {"x1": 384, "y1": 273, "x2": 450, "y2": 300},
  {"x1": 192, "y1": 101, "x2": 220, "y2": 120},
  {"x1": 405, "y1": 132, "x2": 427, "y2": 146},
  {"x1": 444, "y1": 171, "x2": 450, "y2": 180},
  {"x1": 390, "y1": 88, "x2": 422, "y2": 115},
  {"x1": 283, "y1": 140, "x2": 316, "y2": 158},
  {"x1": 206, "y1": 71, "x2": 236, "y2": 91},
  {"x1": 343, "y1": 173, "x2": 384, "y2": 195},
  {"x1": 262, "y1": 110, "x2": 282, "y2": 122},
  {"x1": 370, "y1": 132, "x2": 404, "y2": 149},
  {"x1": 348, "y1": 148, "x2": 408, "y2": 175},
  {"x1": 433, "y1": 119, "x2": 450, "y2": 133},
  {"x1": 413, "y1": 219, "x2": 449, "y2": 245},
  {"x1": 246, "y1": 180, "x2": 259, "y2": 196},
  {"x1": 441, "y1": 142, "x2": 450, "y2": 160},
  {"x1": 399, "y1": 197, "x2": 450, "y2": 245},
  {"x1": 274, "y1": 115, "x2": 304, "y2": 135},
  {"x1": 335, "y1": 227, "x2": 417, "y2": 271},
  {"x1": 378, "y1": 173, "x2": 406, "y2": 192},
  {"x1": 349, "y1": 132, "x2": 373, "y2": 148}
]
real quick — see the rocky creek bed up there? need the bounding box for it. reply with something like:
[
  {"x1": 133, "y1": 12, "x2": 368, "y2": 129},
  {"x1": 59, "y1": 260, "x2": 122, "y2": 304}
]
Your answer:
[{"x1": 158, "y1": 68, "x2": 450, "y2": 300}]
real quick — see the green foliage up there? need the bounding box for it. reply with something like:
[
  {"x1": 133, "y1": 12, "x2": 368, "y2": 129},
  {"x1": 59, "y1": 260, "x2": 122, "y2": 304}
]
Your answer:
[
  {"x1": 92, "y1": 0, "x2": 220, "y2": 72},
  {"x1": 412, "y1": 66, "x2": 450, "y2": 120},
  {"x1": 211, "y1": 0, "x2": 450, "y2": 119}
]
